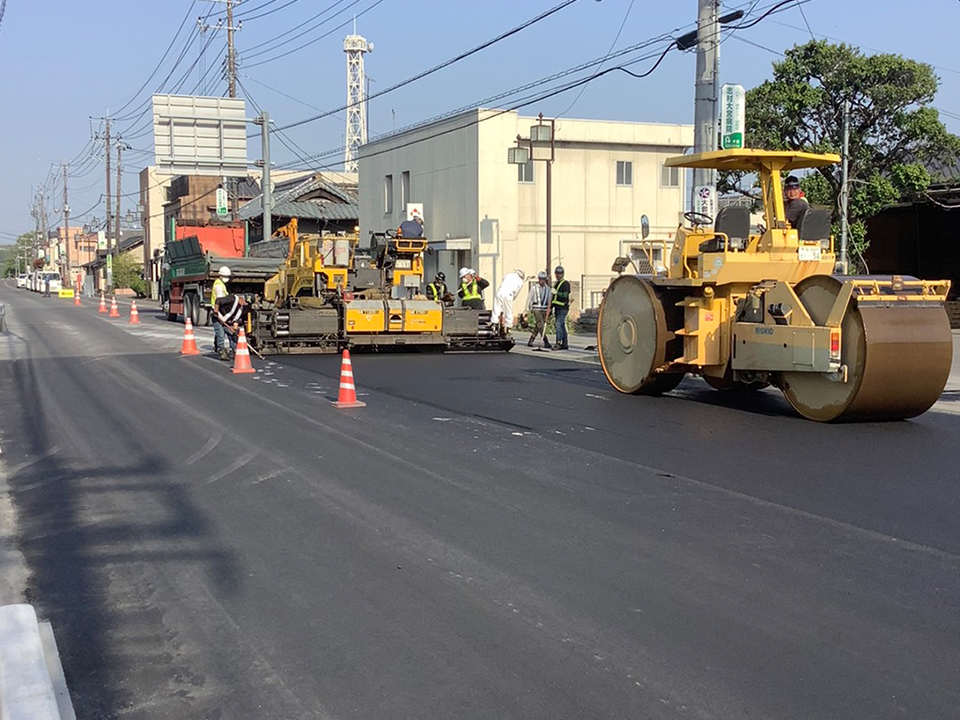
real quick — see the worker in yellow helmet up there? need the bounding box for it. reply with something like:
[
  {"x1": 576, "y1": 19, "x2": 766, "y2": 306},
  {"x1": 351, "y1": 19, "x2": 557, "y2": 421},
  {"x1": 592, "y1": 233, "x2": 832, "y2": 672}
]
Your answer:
[{"x1": 210, "y1": 266, "x2": 231, "y2": 355}]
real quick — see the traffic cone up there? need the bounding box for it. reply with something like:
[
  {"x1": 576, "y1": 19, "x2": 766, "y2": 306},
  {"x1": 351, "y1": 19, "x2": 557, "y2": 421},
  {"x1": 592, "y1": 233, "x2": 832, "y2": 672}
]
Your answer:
[
  {"x1": 231, "y1": 329, "x2": 256, "y2": 374},
  {"x1": 98, "y1": 293, "x2": 107, "y2": 313},
  {"x1": 180, "y1": 317, "x2": 200, "y2": 356},
  {"x1": 332, "y1": 349, "x2": 366, "y2": 408},
  {"x1": 129, "y1": 300, "x2": 141, "y2": 324},
  {"x1": 109, "y1": 296, "x2": 120, "y2": 318},
  {"x1": 74, "y1": 292, "x2": 81, "y2": 307}
]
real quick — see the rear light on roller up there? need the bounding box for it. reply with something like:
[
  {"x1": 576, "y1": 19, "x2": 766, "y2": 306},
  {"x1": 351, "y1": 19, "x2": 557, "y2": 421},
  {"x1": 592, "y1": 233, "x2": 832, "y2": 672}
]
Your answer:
[{"x1": 830, "y1": 331, "x2": 841, "y2": 360}]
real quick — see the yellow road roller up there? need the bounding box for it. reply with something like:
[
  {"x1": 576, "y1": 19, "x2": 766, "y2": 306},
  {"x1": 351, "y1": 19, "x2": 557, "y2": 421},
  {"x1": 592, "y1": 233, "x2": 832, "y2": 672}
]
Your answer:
[{"x1": 598, "y1": 149, "x2": 953, "y2": 422}]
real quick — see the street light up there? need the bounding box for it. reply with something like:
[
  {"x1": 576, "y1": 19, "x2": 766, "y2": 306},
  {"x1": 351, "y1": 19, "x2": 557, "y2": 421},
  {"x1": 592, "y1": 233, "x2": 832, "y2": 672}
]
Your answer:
[{"x1": 507, "y1": 112, "x2": 556, "y2": 277}]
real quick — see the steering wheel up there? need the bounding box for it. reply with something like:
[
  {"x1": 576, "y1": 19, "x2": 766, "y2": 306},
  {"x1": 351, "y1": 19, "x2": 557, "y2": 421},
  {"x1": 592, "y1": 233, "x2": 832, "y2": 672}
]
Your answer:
[{"x1": 684, "y1": 211, "x2": 713, "y2": 226}]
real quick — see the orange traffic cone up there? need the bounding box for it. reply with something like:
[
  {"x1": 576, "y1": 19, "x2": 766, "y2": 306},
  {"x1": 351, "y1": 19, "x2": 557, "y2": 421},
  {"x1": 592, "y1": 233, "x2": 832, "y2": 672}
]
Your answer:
[
  {"x1": 332, "y1": 349, "x2": 366, "y2": 408},
  {"x1": 180, "y1": 317, "x2": 200, "y2": 356},
  {"x1": 231, "y1": 329, "x2": 256, "y2": 374},
  {"x1": 74, "y1": 292, "x2": 81, "y2": 307},
  {"x1": 98, "y1": 293, "x2": 107, "y2": 313},
  {"x1": 109, "y1": 296, "x2": 120, "y2": 318},
  {"x1": 129, "y1": 300, "x2": 141, "y2": 324}
]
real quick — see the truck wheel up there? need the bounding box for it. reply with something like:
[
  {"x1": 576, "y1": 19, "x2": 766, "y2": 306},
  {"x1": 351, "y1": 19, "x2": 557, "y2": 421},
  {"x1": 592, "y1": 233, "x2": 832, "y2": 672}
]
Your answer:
[
  {"x1": 185, "y1": 293, "x2": 201, "y2": 327},
  {"x1": 163, "y1": 296, "x2": 177, "y2": 322}
]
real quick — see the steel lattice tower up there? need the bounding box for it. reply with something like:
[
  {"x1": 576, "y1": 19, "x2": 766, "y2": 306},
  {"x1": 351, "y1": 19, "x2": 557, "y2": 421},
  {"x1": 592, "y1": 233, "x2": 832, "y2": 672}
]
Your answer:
[{"x1": 343, "y1": 32, "x2": 373, "y2": 173}]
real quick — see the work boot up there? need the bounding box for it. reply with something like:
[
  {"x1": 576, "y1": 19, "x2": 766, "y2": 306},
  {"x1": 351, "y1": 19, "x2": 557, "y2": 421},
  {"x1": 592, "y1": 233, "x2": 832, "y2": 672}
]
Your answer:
[
  {"x1": 527, "y1": 337, "x2": 535, "y2": 347},
  {"x1": 219, "y1": 349, "x2": 230, "y2": 361},
  {"x1": 543, "y1": 339, "x2": 552, "y2": 349}
]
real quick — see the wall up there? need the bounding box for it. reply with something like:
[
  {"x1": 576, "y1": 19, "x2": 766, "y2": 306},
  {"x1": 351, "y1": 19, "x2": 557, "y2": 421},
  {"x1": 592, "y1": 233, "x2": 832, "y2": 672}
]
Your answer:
[{"x1": 139, "y1": 167, "x2": 173, "y2": 295}]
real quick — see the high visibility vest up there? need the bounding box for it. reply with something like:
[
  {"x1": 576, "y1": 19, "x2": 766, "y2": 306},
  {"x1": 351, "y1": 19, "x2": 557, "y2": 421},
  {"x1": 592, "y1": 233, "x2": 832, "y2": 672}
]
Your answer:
[
  {"x1": 428, "y1": 282, "x2": 444, "y2": 300},
  {"x1": 461, "y1": 280, "x2": 481, "y2": 301},
  {"x1": 552, "y1": 278, "x2": 570, "y2": 308},
  {"x1": 210, "y1": 278, "x2": 228, "y2": 306}
]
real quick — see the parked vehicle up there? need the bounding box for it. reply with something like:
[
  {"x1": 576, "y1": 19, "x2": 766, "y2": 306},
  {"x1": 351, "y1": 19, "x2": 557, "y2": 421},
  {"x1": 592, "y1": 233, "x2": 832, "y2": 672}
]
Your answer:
[{"x1": 16, "y1": 273, "x2": 28, "y2": 289}]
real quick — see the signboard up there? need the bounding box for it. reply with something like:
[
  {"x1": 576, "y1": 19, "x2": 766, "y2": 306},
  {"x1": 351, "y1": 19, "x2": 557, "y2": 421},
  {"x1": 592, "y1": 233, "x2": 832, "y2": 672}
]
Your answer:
[
  {"x1": 152, "y1": 94, "x2": 248, "y2": 176},
  {"x1": 406, "y1": 203, "x2": 424, "y2": 222},
  {"x1": 694, "y1": 185, "x2": 717, "y2": 220},
  {"x1": 216, "y1": 187, "x2": 229, "y2": 216},
  {"x1": 97, "y1": 230, "x2": 106, "y2": 250},
  {"x1": 720, "y1": 84, "x2": 746, "y2": 150}
]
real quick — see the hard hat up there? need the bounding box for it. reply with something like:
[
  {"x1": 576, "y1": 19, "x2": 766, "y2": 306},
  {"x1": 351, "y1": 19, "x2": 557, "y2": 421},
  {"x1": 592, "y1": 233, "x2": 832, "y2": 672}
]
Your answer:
[
  {"x1": 554, "y1": 265, "x2": 565, "y2": 275},
  {"x1": 219, "y1": 266, "x2": 232, "y2": 278},
  {"x1": 436, "y1": 271, "x2": 446, "y2": 282},
  {"x1": 784, "y1": 175, "x2": 801, "y2": 189},
  {"x1": 515, "y1": 269, "x2": 525, "y2": 280},
  {"x1": 538, "y1": 270, "x2": 548, "y2": 280},
  {"x1": 459, "y1": 267, "x2": 470, "y2": 278}
]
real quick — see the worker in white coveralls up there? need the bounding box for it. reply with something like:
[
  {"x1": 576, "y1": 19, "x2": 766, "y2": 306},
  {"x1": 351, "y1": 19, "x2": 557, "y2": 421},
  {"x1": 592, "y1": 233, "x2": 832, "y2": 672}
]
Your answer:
[{"x1": 492, "y1": 269, "x2": 526, "y2": 329}]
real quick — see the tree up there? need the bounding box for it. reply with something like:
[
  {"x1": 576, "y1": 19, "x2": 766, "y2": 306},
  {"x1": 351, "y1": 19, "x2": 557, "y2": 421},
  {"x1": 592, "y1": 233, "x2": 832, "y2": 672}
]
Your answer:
[
  {"x1": 1, "y1": 232, "x2": 39, "y2": 277},
  {"x1": 112, "y1": 250, "x2": 148, "y2": 297},
  {"x1": 721, "y1": 40, "x2": 960, "y2": 267}
]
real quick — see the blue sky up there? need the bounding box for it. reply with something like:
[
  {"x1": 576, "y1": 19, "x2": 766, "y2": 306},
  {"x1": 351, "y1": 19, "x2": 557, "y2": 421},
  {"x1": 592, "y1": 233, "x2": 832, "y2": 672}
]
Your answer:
[{"x1": 1, "y1": 0, "x2": 958, "y2": 239}]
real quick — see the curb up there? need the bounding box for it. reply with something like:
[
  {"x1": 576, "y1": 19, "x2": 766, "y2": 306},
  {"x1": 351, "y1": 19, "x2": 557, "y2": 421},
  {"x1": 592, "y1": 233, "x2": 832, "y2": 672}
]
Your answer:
[{"x1": 0, "y1": 604, "x2": 74, "y2": 720}]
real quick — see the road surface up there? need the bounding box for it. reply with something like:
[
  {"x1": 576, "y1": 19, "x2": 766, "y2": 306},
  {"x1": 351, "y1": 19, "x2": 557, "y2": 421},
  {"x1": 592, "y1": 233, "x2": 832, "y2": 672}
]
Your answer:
[{"x1": 1, "y1": 280, "x2": 958, "y2": 720}]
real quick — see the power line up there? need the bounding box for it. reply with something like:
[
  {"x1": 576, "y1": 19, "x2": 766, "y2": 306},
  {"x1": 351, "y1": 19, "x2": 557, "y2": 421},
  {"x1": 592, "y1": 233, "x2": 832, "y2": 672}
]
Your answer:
[
  {"x1": 270, "y1": 0, "x2": 588, "y2": 134},
  {"x1": 240, "y1": 0, "x2": 355, "y2": 56},
  {"x1": 239, "y1": 0, "x2": 303, "y2": 21}
]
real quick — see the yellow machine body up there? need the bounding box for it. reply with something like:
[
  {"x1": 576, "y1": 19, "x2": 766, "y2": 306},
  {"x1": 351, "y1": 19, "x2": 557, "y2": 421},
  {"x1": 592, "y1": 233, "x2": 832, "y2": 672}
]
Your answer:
[{"x1": 597, "y1": 149, "x2": 953, "y2": 422}]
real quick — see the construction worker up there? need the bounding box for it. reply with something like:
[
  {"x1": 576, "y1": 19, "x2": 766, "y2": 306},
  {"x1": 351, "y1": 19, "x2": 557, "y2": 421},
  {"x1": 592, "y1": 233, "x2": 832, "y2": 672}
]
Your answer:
[
  {"x1": 215, "y1": 293, "x2": 247, "y2": 361},
  {"x1": 526, "y1": 271, "x2": 553, "y2": 348},
  {"x1": 426, "y1": 272, "x2": 451, "y2": 305},
  {"x1": 492, "y1": 269, "x2": 525, "y2": 330},
  {"x1": 397, "y1": 214, "x2": 424, "y2": 239},
  {"x1": 784, "y1": 175, "x2": 809, "y2": 228},
  {"x1": 552, "y1": 266, "x2": 571, "y2": 350},
  {"x1": 458, "y1": 268, "x2": 489, "y2": 310},
  {"x1": 210, "y1": 266, "x2": 231, "y2": 355}
]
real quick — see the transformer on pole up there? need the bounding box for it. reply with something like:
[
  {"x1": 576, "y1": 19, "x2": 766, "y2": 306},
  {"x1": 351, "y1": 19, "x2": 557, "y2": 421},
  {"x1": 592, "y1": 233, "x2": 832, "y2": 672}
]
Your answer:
[{"x1": 343, "y1": 31, "x2": 373, "y2": 173}]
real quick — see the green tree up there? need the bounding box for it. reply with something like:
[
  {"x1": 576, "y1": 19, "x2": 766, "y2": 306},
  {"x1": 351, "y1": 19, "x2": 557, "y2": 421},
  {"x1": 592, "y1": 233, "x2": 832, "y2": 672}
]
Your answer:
[
  {"x1": 722, "y1": 40, "x2": 960, "y2": 268},
  {"x1": 1, "y1": 232, "x2": 39, "y2": 277},
  {"x1": 112, "y1": 250, "x2": 147, "y2": 297}
]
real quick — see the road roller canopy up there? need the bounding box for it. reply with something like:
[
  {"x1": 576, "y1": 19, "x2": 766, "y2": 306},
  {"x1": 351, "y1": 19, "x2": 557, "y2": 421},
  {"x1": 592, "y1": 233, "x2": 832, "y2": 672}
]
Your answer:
[{"x1": 664, "y1": 149, "x2": 841, "y2": 173}]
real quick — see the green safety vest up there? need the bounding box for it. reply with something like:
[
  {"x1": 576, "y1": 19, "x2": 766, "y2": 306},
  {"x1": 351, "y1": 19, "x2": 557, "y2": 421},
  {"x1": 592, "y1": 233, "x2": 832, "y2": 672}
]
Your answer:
[
  {"x1": 210, "y1": 278, "x2": 228, "y2": 306},
  {"x1": 552, "y1": 278, "x2": 570, "y2": 308},
  {"x1": 427, "y1": 282, "x2": 443, "y2": 300},
  {"x1": 460, "y1": 280, "x2": 481, "y2": 301}
]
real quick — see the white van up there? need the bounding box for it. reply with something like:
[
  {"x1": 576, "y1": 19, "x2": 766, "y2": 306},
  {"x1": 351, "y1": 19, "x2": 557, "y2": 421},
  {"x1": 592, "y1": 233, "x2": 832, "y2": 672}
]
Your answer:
[
  {"x1": 17, "y1": 273, "x2": 29, "y2": 289},
  {"x1": 39, "y1": 271, "x2": 62, "y2": 293}
]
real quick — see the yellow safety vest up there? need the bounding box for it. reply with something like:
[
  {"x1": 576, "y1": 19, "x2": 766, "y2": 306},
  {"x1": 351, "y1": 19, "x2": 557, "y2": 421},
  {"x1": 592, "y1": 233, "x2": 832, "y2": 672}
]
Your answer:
[
  {"x1": 461, "y1": 280, "x2": 481, "y2": 301},
  {"x1": 552, "y1": 278, "x2": 570, "y2": 308},
  {"x1": 428, "y1": 282, "x2": 444, "y2": 301},
  {"x1": 210, "y1": 278, "x2": 228, "y2": 306}
]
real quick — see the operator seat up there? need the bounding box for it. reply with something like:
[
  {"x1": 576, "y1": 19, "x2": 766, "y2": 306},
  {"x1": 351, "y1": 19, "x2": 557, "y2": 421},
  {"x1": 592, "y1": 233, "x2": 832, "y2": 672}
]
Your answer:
[
  {"x1": 796, "y1": 207, "x2": 832, "y2": 242},
  {"x1": 698, "y1": 206, "x2": 751, "y2": 253}
]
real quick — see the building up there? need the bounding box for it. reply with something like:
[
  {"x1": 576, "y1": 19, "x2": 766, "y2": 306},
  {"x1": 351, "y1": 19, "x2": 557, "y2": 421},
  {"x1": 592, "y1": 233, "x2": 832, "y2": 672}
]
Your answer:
[
  {"x1": 239, "y1": 172, "x2": 360, "y2": 246},
  {"x1": 139, "y1": 166, "x2": 174, "y2": 291},
  {"x1": 44, "y1": 226, "x2": 87, "y2": 287},
  {"x1": 358, "y1": 109, "x2": 693, "y2": 311}
]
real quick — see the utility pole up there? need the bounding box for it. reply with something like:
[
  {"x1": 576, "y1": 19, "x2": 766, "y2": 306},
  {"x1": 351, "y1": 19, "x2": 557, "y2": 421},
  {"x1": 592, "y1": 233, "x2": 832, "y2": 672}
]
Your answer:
[
  {"x1": 203, "y1": 0, "x2": 240, "y2": 97},
  {"x1": 115, "y1": 138, "x2": 125, "y2": 264},
  {"x1": 226, "y1": 0, "x2": 237, "y2": 98},
  {"x1": 62, "y1": 163, "x2": 70, "y2": 283},
  {"x1": 692, "y1": 0, "x2": 720, "y2": 212},
  {"x1": 839, "y1": 98, "x2": 850, "y2": 274},
  {"x1": 256, "y1": 110, "x2": 272, "y2": 242},
  {"x1": 104, "y1": 118, "x2": 112, "y2": 264}
]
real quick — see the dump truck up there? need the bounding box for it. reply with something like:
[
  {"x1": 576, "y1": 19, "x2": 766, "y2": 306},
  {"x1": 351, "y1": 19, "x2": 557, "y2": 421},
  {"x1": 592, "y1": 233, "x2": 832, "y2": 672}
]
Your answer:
[
  {"x1": 159, "y1": 235, "x2": 280, "y2": 326},
  {"x1": 248, "y1": 219, "x2": 513, "y2": 354},
  {"x1": 597, "y1": 149, "x2": 953, "y2": 422}
]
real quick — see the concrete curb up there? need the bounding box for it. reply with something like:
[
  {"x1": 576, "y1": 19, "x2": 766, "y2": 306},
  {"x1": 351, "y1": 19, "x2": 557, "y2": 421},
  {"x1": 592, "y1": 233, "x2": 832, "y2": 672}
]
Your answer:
[{"x1": 0, "y1": 604, "x2": 72, "y2": 720}]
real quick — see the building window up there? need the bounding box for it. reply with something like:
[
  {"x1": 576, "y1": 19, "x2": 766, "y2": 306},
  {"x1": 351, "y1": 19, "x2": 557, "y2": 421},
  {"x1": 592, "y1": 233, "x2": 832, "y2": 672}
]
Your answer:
[
  {"x1": 518, "y1": 160, "x2": 534, "y2": 183},
  {"x1": 616, "y1": 161, "x2": 633, "y2": 186},
  {"x1": 661, "y1": 164, "x2": 680, "y2": 188},
  {"x1": 401, "y1": 171, "x2": 411, "y2": 209},
  {"x1": 384, "y1": 174, "x2": 394, "y2": 213}
]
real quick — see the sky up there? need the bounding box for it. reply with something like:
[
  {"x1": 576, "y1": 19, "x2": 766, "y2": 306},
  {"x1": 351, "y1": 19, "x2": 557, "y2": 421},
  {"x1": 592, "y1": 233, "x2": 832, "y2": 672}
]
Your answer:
[{"x1": 0, "y1": 0, "x2": 958, "y2": 242}]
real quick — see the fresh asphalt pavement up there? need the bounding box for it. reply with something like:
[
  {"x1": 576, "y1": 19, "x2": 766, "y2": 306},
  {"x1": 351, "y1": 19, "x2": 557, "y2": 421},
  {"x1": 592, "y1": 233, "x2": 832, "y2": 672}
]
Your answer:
[{"x1": 0, "y1": 278, "x2": 958, "y2": 720}]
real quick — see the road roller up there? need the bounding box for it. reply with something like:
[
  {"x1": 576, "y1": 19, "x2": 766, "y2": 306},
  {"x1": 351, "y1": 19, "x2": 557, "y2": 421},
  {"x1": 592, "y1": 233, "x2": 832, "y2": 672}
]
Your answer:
[{"x1": 598, "y1": 149, "x2": 953, "y2": 422}]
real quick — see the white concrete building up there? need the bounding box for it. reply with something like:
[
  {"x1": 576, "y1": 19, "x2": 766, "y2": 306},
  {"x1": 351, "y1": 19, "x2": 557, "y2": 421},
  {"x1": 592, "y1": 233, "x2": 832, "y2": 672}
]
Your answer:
[{"x1": 358, "y1": 109, "x2": 693, "y2": 311}]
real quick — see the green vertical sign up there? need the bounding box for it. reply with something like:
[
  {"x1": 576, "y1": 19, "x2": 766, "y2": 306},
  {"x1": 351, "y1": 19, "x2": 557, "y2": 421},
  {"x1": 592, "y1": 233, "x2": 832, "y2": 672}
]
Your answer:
[{"x1": 720, "y1": 84, "x2": 746, "y2": 150}]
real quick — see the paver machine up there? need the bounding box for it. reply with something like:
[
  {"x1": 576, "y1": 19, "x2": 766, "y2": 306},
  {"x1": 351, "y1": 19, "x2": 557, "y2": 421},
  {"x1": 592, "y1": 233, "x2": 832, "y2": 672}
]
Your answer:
[{"x1": 597, "y1": 149, "x2": 953, "y2": 421}]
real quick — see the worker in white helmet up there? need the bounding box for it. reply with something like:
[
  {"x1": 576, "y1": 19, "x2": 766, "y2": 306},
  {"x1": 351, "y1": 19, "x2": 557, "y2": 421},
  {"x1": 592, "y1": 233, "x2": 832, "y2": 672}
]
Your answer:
[
  {"x1": 210, "y1": 266, "x2": 231, "y2": 355},
  {"x1": 492, "y1": 269, "x2": 525, "y2": 330},
  {"x1": 457, "y1": 267, "x2": 489, "y2": 310}
]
